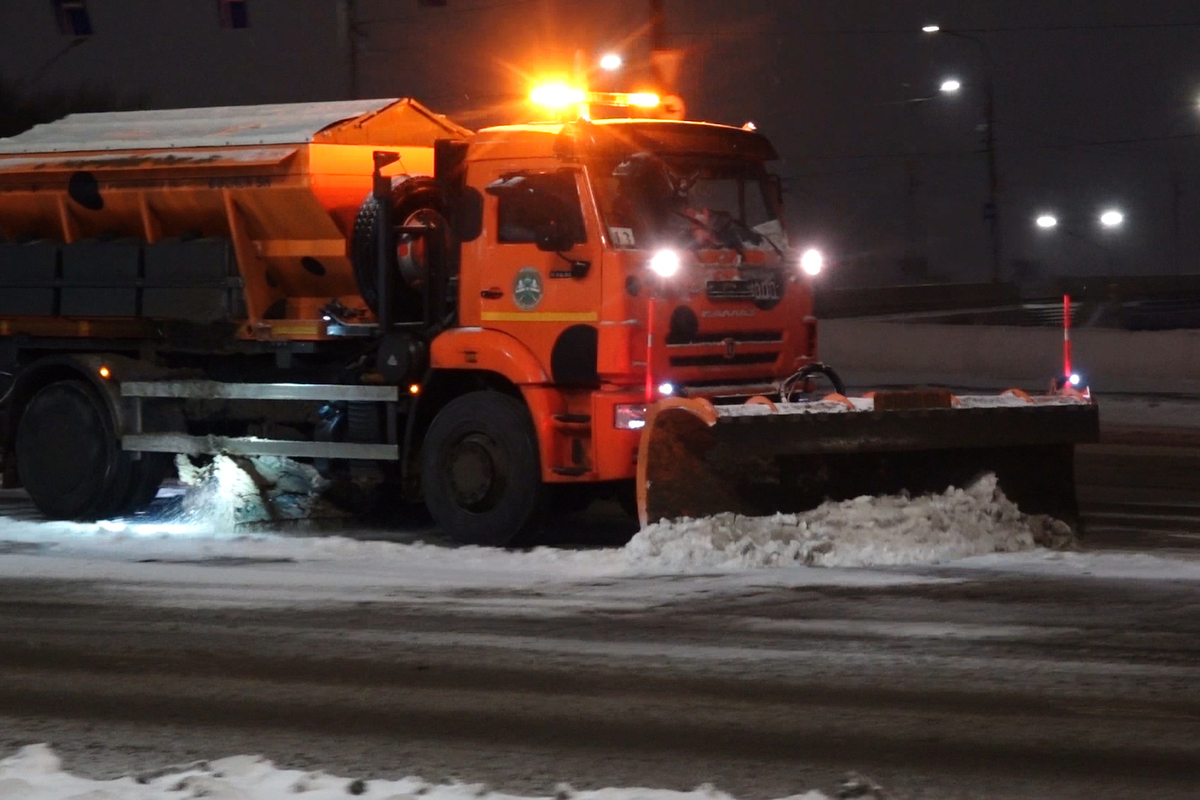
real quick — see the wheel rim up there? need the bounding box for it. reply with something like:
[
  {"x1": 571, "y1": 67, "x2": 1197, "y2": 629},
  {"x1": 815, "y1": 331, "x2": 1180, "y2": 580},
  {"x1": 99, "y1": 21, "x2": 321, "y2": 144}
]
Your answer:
[
  {"x1": 445, "y1": 432, "x2": 508, "y2": 513},
  {"x1": 395, "y1": 208, "x2": 444, "y2": 288}
]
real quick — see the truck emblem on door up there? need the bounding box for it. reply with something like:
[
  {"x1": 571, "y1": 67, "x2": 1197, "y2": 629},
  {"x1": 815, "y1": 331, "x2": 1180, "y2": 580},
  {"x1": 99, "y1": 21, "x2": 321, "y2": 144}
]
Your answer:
[{"x1": 513, "y1": 268, "x2": 544, "y2": 310}]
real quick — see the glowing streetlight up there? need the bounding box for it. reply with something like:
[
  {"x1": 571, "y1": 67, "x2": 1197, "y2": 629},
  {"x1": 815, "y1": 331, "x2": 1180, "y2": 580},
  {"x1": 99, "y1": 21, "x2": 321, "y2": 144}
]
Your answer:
[
  {"x1": 939, "y1": 78, "x2": 962, "y2": 94},
  {"x1": 922, "y1": 24, "x2": 941, "y2": 33},
  {"x1": 599, "y1": 53, "x2": 623, "y2": 71},
  {"x1": 1035, "y1": 214, "x2": 1059, "y2": 230},
  {"x1": 1099, "y1": 209, "x2": 1125, "y2": 229}
]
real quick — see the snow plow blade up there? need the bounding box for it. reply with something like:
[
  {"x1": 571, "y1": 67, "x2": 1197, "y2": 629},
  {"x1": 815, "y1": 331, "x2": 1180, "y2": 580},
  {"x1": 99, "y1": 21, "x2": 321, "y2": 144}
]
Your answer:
[{"x1": 637, "y1": 393, "x2": 1100, "y2": 529}]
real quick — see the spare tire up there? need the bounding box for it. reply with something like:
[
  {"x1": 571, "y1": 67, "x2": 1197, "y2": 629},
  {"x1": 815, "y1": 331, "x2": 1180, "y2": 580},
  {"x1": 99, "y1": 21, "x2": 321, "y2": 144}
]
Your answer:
[{"x1": 351, "y1": 176, "x2": 451, "y2": 322}]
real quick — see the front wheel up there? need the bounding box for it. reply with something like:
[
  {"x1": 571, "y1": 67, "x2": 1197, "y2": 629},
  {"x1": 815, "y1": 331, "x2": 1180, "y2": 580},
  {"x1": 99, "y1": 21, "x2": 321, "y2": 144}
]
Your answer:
[{"x1": 420, "y1": 392, "x2": 545, "y2": 547}]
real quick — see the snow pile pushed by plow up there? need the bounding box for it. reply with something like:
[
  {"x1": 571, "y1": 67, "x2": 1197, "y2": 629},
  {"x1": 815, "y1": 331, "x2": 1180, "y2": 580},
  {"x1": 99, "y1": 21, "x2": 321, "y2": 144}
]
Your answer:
[
  {"x1": 626, "y1": 475, "x2": 1074, "y2": 570},
  {"x1": 0, "y1": 744, "x2": 832, "y2": 800}
]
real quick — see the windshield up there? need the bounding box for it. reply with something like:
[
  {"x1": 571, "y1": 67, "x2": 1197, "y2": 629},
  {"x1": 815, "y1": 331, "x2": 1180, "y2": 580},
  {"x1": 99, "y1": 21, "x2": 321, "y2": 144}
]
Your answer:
[{"x1": 593, "y1": 153, "x2": 786, "y2": 252}]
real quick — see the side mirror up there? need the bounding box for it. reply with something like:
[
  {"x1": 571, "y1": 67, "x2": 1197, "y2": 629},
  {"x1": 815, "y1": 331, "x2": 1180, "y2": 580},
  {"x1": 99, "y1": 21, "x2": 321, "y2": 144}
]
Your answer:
[{"x1": 535, "y1": 221, "x2": 576, "y2": 253}]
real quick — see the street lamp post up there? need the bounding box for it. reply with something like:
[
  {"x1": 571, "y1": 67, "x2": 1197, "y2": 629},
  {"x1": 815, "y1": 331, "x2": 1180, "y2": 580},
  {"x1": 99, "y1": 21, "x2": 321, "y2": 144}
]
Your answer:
[
  {"x1": 924, "y1": 26, "x2": 1002, "y2": 283},
  {"x1": 889, "y1": 79, "x2": 962, "y2": 277}
]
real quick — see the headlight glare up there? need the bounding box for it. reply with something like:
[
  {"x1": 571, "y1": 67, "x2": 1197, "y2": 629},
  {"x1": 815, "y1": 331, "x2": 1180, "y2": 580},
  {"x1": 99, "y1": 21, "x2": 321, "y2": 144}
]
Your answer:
[
  {"x1": 648, "y1": 249, "x2": 681, "y2": 278},
  {"x1": 800, "y1": 248, "x2": 824, "y2": 276}
]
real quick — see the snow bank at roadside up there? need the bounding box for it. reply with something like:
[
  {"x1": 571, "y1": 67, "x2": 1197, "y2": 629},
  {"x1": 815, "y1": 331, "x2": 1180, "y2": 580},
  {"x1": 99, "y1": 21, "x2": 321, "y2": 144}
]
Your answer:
[
  {"x1": 0, "y1": 475, "x2": 1068, "y2": 576},
  {"x1": 0, "y1": 744, "x2": 832, "y2": 800},
  {"x1": 626, "y1": 475, "x2": 1072, "y2": 570}
]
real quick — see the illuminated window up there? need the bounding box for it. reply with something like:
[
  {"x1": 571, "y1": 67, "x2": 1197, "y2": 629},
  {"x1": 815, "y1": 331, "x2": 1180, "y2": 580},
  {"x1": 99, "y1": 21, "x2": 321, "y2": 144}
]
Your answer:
[
  {"x1": 218, "y1": 0, "x2": 249, "y2": 29},
  {"x1": 52, "y1": 0, "x2": 93, "y2": 36}
]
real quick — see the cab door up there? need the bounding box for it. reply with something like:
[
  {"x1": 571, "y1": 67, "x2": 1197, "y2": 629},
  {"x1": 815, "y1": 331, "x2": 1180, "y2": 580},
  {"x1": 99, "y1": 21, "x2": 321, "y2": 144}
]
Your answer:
[{"x1": 476, "y1": 165, "x2": 603, "y2": 384}]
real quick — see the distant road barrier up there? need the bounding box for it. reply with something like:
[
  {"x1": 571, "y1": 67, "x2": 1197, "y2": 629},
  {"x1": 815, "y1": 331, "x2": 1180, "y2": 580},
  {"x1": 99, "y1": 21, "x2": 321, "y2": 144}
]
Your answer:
[
  {"x1": 821, "y1": 319, "x2": 1200, "y2": 395},
  {"x1": 815, "y1": 282, "x2": 1020, "y2": 319}
]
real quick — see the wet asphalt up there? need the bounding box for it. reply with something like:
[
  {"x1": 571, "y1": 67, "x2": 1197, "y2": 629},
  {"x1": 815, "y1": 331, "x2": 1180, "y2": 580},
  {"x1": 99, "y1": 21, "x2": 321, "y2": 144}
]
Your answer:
[{"x1": 0, "y1": 423, "x2": 1197, "y2": 799}]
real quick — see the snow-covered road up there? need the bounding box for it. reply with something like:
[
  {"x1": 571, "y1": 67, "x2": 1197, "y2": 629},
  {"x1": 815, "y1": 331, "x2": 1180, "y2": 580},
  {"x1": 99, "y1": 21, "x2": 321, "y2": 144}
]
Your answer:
[
  {"x1": 1, "y1": 472, "x2": 1198, "y2": 612},
  {"x1": 1, "y1": 475, "x2": 1200, "y2": 800}
]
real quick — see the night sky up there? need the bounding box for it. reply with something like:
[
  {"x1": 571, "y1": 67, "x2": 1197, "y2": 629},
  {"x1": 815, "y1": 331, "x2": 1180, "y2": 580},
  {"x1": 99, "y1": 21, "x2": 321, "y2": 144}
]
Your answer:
[{"x1": 4, "y1": 0, "x2": 1200, "y2": 286}]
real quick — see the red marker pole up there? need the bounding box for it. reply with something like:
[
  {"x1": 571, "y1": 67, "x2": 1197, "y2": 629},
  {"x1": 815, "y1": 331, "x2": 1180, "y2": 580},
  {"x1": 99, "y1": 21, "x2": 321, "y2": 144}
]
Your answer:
[
  {"x1": 645, "y1": 296, "x2": 656, "y2": 402},
  {"x1": 1063, "y1": 293, "x2": 1072, "y2": 379}
]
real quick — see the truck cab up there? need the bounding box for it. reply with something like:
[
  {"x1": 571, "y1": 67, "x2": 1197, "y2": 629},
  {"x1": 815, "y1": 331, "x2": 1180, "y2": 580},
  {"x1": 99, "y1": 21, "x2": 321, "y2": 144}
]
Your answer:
[{"x1": 419, "y1": 118, "x2": 819, "y2": 535}]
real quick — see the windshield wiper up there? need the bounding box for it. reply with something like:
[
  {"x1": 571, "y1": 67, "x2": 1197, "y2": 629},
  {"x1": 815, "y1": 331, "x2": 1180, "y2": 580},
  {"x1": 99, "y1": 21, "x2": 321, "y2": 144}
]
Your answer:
[
  {"x1": 671, "y1": 210, "x2": 744, "y2": 254},
  {"x1": 726, "y1": 216, "x2": 784, "y2": 258},
  {"x1": 674, "y1": 210, "x2": 785, "y2": 258}
]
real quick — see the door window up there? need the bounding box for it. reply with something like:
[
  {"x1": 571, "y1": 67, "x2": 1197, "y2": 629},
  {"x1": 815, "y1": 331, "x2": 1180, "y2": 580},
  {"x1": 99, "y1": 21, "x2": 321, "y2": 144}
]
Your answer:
[{"x1": 496, "y1": 173, "x2": 587, "y2": 247}]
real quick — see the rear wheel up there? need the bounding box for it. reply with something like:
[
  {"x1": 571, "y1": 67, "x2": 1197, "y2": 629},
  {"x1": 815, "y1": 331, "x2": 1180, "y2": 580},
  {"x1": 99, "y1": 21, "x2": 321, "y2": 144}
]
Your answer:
[
  {"x1": 120, "y1": 453, "x2": 173, "y2": 515},
  {"x1": 17, "y1": 380, "x2": 120, "y2": 520},
  {"x1": 421, "y1": 392, "x2": 544, "y2": 547},
  {"x1": 15, "y1": 379, "x2": 168, "y2": 521}
]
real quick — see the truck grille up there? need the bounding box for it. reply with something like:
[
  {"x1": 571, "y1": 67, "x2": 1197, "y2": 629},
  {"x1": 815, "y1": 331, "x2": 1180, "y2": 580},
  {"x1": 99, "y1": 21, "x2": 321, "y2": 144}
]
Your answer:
[
  {"x1": 668, "y1": 330, "x2": 783, "y2": 345},
  {"x1": 706, "y1": 280, "x2": 755, "y2": 300},
  {"x1": 669, "y1": 352, "x2": 779, "y2": 368}
]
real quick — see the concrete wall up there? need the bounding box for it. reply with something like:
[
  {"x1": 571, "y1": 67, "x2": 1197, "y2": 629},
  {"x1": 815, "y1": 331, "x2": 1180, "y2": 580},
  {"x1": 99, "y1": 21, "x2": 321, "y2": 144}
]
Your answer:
[{"x1": 821, "y1": 319, "x2": 1200, "y2": 395}]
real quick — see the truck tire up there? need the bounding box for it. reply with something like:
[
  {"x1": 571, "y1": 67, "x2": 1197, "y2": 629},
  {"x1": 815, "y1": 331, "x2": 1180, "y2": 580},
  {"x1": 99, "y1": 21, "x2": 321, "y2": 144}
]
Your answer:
[
  {"x1": 16, "y1": 380, "x2": 130, "y2": 520},
  {"x1": 351, "y1": 177, "x2": 449, "y2": 322},
  {"x1": 119, "y1": 452, "x2": 173, "y2": 515},
  {"x1": 420, "y1": 391, "x2": 545, "y2": 547}
]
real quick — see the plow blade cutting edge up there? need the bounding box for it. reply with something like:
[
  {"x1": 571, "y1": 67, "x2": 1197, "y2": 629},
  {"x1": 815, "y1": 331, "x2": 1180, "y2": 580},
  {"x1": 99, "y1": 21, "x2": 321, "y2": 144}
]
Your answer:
[{"x1": 636, "y1": 395, "x2": 1101, "y2": 529}]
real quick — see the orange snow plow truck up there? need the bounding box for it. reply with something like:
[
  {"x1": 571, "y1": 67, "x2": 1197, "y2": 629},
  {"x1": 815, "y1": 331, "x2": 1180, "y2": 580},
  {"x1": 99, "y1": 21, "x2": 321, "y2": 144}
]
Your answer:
[{"x1": 0, "y1": 98, "x2": 1098, "y2": 544}]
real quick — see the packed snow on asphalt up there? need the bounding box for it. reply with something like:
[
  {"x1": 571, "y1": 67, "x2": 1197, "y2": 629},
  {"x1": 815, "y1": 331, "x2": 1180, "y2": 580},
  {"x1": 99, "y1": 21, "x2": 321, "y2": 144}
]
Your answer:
[
  {"x1": 1, "y1": 456, "x2": 1199, "y2": 608},
  {"x1": 0, "y1": 458, "x2": 1063, "y2": 574},
  {"x1": 0, "y1": 745, "x2": 832, "y2": 800}
]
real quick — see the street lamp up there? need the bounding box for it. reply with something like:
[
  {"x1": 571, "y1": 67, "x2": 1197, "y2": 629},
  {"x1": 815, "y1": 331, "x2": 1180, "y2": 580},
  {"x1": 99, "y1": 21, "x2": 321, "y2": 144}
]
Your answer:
[
  {"x1": 600, "y1": 53, "x2": 623, "y2": 71},
  {"x1": 1032, "y1": 211, "x2": 1124, "y2": 280},
  {"x1": 924, "y1": 23, "x2": 1002, "y2": 283},
  {"x1": 888, "y1": 79, "x2": 961, "y2": 278}
]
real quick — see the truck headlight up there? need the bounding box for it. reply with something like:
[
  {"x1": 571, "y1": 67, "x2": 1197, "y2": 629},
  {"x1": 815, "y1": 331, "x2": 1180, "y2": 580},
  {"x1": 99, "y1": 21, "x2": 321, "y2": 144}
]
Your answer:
[
  {"x1": 648, "y1": 249, "x2": 681, "y2": 278},
  {"x1": 800, "y1": 248, "x2": 824, "y2": 276}
]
